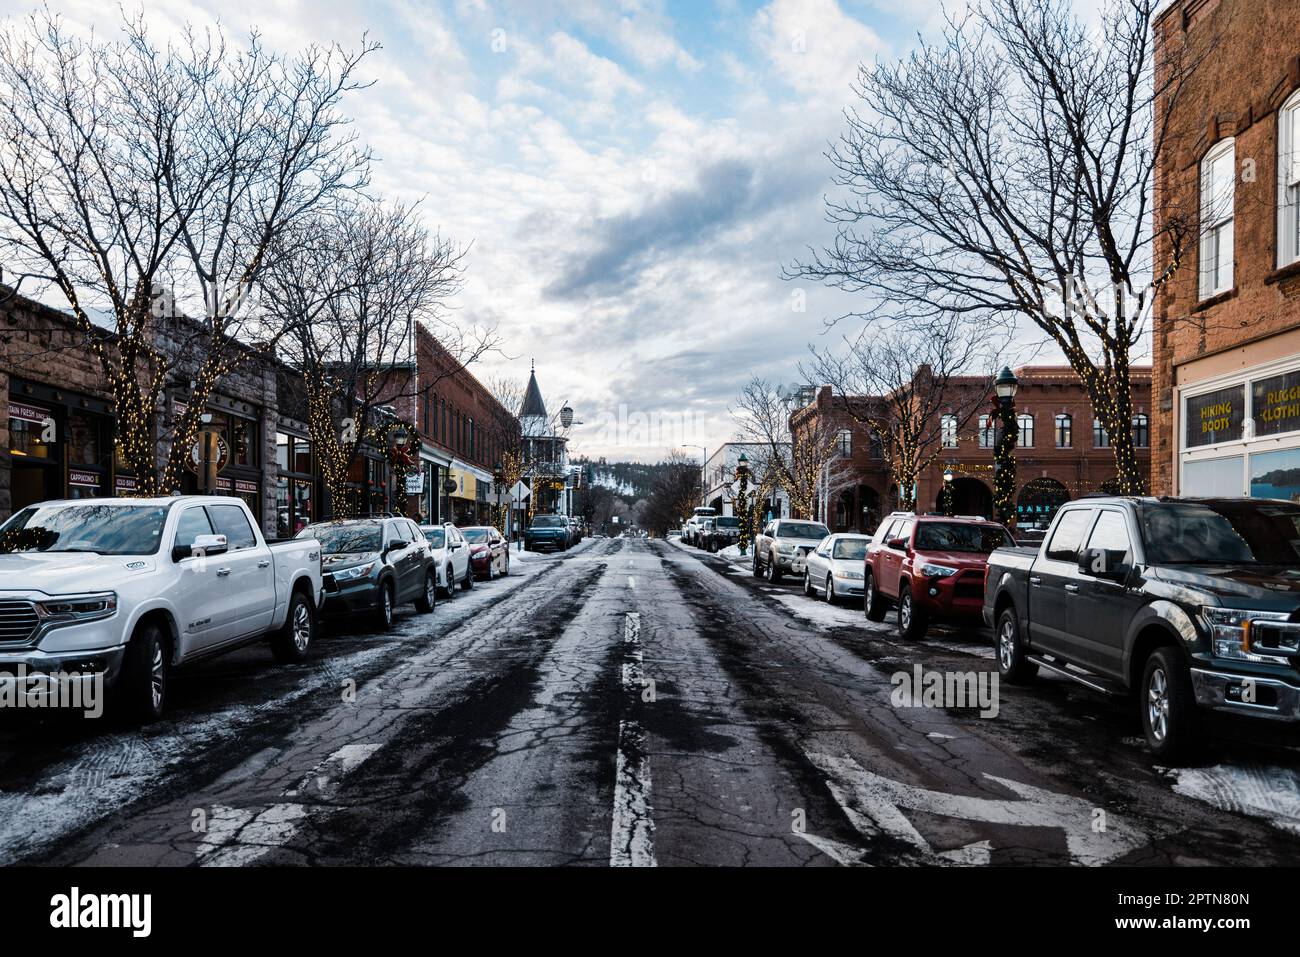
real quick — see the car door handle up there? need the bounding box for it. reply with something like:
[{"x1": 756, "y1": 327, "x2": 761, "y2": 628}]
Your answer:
[
  {"x1": 1029, "y1": 576, "x2": 1042, "y2": 586},
  {"x1": 257, "y1": 559, "x2": 270, "y2": 569},
  {"x1": 216, "y1": 567, "x2": 231, "y2": 577},
  {"x1": 1064, "y1": 583, "x2": 1079, "y2": 593}
]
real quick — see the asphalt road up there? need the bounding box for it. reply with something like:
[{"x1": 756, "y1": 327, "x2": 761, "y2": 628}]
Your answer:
[{"x1": 3, "y1": 535, "x2": 1300, "y2": 866}]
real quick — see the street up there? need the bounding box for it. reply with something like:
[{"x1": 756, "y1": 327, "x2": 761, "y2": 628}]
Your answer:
[{"x1": 4, "y1": 535, "x2": 1299, "y2": 867}]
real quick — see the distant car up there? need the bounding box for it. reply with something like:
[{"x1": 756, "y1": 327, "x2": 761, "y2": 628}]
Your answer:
[
  {"x1": 802, "y1": 533, "x2": 871, "y2": 604},
  {"x1": 303, "y1": 517, "x2": 435, "y2": 631},
  {"x1": 682, "y1": 506, "x2": 717, "y2": 547},
  {"x1": 524, "y1": 514, "x2": 570, "y2": 552},
  {"x1": 752, "y1": 519, "x2": 831, "y2": 582},
  {"x1": 566, "y1": 516, "x2": 583, "y2": 547},
  {"x1": 864, "y1": 512, "x2": 1014, "y2": 640},
  {"x1": 701, "y1": 515, "x2": 741, "y2": 552},
  {"x1": 419, "y1": 522, "x2": 474, "y2": 596},
  {"x1": 461, "y1": 525, "x2": 509, "y2": 580}
]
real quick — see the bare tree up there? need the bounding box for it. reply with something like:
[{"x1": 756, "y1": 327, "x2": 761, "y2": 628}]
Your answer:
[
  {"x1": 804, "y1": 319, "x2": 992, "y2": 511},
  {"x1": 790, "y1": 0, "x2": 1209, "y2": 494},
  {"x1": 640, "y1": 452, "x2": 700, "y2": 537},
  {"x1": 0, "y1": 11, "x2": 374, "y2": 493},
  {"x1": 264, "y1": 200, "x2": 467, "y2": 518},
  {"x1": 731, "y1": 377, "x2": 846, "y2": 520}
]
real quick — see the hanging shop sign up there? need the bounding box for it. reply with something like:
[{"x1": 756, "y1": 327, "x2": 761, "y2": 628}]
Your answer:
[
  {"x1": 1185, "y1": 385, "x2": 1244, "y2": 448},
  {"x1": 69, "y1": 470, "x2": 101, "y2": 488},
  {"x1": 114, "y1": 475, "x2": 138, "y2": 493},
  {"x1": 185, "y1": 431, "x2": 230, "y2": 475},
  {"x1": 8, "y1": 400, "x2": 52, "y2": 424}
]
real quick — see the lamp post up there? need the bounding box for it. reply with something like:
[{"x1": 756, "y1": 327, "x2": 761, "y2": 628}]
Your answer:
[
  {"x1": 992, "y1": 366, "x2": 1020, "y2": 527},
  {"x1": 735, "y1": 452, "x2": 751, "y2": 555},
  {"x1": 941, "y1": 466, "x2": 955, "y2": 517}
]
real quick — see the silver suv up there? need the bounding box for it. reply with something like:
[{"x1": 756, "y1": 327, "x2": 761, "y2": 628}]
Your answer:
[{"x1": 752, "y1": 518, "x2": 830, "y2": 583}]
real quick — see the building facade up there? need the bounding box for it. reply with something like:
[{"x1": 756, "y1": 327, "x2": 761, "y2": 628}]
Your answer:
[
  {"x1": 789, "y1": 366, "x2": 1153, "y2": 534},
  {"x1": 1152, "y1": 0, "x2": 1300, "y2": 500},
  {"x1": 701, "y1": 442, "x2": 790, "y2": 521},
  {"x1": 519, "y1": 364, "x2": 571, "y2": 518}
]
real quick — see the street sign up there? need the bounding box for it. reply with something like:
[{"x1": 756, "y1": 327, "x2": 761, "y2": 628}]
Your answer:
[
  {"x1": 510, "y1": 481, "x2": 530, "y2": 501},
  {"x1": 405, "y1": 473, "x2": 424, "y2": 494}
]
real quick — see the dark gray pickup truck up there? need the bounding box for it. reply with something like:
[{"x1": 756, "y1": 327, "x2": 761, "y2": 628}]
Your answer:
[{"x1": 984, "y1": 496, "x2": 1300, "y2": 763}]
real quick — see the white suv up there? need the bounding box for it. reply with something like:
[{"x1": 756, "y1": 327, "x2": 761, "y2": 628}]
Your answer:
[{"x1": 420, "y1": 522, "x2": 474, "y2": 596}]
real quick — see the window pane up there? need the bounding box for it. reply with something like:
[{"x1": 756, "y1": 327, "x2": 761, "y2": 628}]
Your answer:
[
  {"x1": 208, "y1": 503, "x2": 257, "y2": 550},
  {"x1": 1182, "y1": 455, "x2": 1243, "y2": 496},
  {"x1": 1085, "y1": 511, "x2": 1131, "y2": 570},
  {"x1": 1046, "y1": 509, "x2": 1094, "y2": 562}
]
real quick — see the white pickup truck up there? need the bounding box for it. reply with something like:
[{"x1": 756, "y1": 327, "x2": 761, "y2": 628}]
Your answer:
[{"x1": 0, "y1": 495, "x2": 323, "y2": 721}]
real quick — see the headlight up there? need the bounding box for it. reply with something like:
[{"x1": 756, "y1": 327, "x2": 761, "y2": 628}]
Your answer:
[
  {"x1": 778, "y1": 543, "x2": 796, "y2": 554},
  {"x1": 840, "y1": 570, "x2": 865, "y2": 580},
  {"x1": 333, "y1": 561, "x2": 376, "y2": 582},
  {"x1": 34, "y1": 592, "x2": 117, "y2": 625},
  {"x1": 919, "y1": 563, "x2": 959, "y2": 579},
  {"x1": 1203, "y1": 607, "x2": 1291, "y2": 662}
]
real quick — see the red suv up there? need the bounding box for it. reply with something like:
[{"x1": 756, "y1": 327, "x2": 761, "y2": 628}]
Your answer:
[{"x1": 863, "y1": 512, "x2": 1014, "y2": 640}]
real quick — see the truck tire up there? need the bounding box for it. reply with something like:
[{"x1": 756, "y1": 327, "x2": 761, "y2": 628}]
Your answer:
[
  {"x1": 897, "y1": 586, "x2": 928, "y2": 640},
  {"x1": 864, "y1": 570, "x2": 887, "y2": 622},
  {"x1": 271, "y1": 589, "x2": 316, "y2": 664},
  {"x1": 1141, "y1": 647, "x2": 1206, "y2": 764},
  {"x1": 414, "y1": 570, "x2": 437, "y2": 613},
  {"x1": 752, "y1": 551, "x2": 762, "y2": 578},
  {"x1": 766, "y1": 552, "x2": 782, "y2": 582},
  {"x1": 996, "y1": 608, "x2": 1038, "y2": 683},
  {"x1": 119, "y1": 622, "x2": 168, "y2": 723},
  {"x1": 374, "y1": 581, "x2": 395, "y2": 631}
]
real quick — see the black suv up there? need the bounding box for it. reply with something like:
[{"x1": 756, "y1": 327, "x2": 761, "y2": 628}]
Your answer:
[
  {"x1": 301, "y1": 517, "x2": 436, "y2": 630},
  {"x1": 985, "y1": 497, "x2": 1300, "y2": 762},
  {"x1": 701, "y1": 515, "x2": 742, "y2": 552}
]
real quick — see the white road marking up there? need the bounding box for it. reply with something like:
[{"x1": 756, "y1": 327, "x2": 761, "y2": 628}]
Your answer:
[
  {"x1": 610, "y1": 719, "x2": 655, "y2": 867},
  {"x1": 627, "y1": 576, "x2": 636, "y2": 589},
  {"x1": 622, "y1": 613, "x2": 644, "y2": 692},
  {"x1": 795, "y1": 831, "x2": 869, "y2": 866},
  {"x1": 1166, "y1": 762, "x2": 1300, "y2": 836},
  {"x1": 806, "y1": 751, "x2": 1146, "y2": 866},
  {"x1": 197, "y1": 742, "x2": 383, "y2": 866}
]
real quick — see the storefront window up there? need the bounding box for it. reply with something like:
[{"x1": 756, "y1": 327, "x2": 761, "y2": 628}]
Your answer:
[
  {"x1": 1249, "y1": 448, "x2": 1300, "y2": 502},
  {"x1": 67, "y1": 411, "x2": 107, "y2": 468},
  {"x1": 276, "y1": 432, "x2": 290, "y2": 470},
  {"x1": 1185, "y1": 385, "x2": 1244, "y2": 448},
  {"x1": 1252, "y1": 370, "x2": 1300, "y2": 439},
  {"x1": 8, "y1": 401, "x2": 53, "y2": 458},
  {"x1": 228, "y1": 415, "x2": 257, "y2": 467}
]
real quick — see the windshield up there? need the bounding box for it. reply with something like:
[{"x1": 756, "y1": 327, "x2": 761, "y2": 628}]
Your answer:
[
  {"x1": 531, "y1": 516, "x2": 566, "y2": 528},
  {"x1": 301, "y1": 522, "x2": 382, "y2": 554},
  {"x1": 1140, "y1": 501, "x2": 1300, "y2": 565},
  {"x1": 833, "y1": 539, "x2": 870, "y2": 560},
  {"x1": 914, "y1": 522, "x2": 1014, "y2": 553},
  {"x1": 462, "y1": 528, "x2": 490, "y2": 543},
  {"x1": 716, "y1": 517, "x2": 741, "y2": 528},
  {"x1": 780, "y1": 521, "x2": 830, "y2": 540},
  {"x1": 0, "y1": 503, "x2": 169, "y2": 555},
  {"x1": 420, "y1": 528, "x2": 446, "y2": 548}
]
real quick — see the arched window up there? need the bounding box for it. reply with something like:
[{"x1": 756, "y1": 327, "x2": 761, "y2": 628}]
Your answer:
[
  {"x1": 1093, "y1": 417, "x2": 1110, "y2": 448},
  {"x1": 941, "y1": 413, "x2": 958, "y2": 448},
  {"x1": 1200, "y1": 137, "x2": 1236, "y2": 298},
  {"x1": 1279, "y1": 90, "x2": 1300, "y2": 268},
  {"x1": 1132, "y1": 413, "x2": 1149, "y2": 448},
  {"x1": 1017, "y1": 413, "x2": 1034, "y2": 448},
  {"x1": 1055, "y1": 413, "x2": 1072, "y2": 448},
  {"x1": 835, "y1": 428, "x2": 852, "y2": 457}
]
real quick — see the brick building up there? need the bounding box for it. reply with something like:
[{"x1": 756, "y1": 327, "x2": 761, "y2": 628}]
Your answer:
[
  {"x1": 1152, "y1": 0, "x2": 1300, "y2": 500},
  {"x1": 790, "y1": 365, "x2": 1153, "y2": 533}
]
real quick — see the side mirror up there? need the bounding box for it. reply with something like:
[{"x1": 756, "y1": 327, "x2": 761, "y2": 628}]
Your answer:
[
  {"x1": 173, "y1": 533, "x2": 228, "y2": 563},
  {"x1": 887, "y1": 537, "x2": 907, "y2": 551}
]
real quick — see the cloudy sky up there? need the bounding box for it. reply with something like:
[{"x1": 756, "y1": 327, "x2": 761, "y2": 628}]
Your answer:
[{"x1": 7, "y1": 0, "x2": 961, "y2": 461}]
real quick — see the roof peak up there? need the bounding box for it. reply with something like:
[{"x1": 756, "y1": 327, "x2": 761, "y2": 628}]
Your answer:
[{"x1": 520, "y1": 365, "x2": 547, "y2": 419}]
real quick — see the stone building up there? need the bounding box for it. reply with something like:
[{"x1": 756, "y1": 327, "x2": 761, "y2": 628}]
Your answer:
[{"x1": 1152, "y1": 0, "x2": 1300, "y2": 499}]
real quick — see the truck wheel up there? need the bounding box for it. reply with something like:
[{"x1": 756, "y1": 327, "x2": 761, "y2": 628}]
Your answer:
[
  {"x1": 374, "y1": 581, "x2": 395, "y2": 631},
  {"x1": 752, "y1": 552, "x2": 762, "y2": 578},
  {"x1": 864, "y1": 571, "x2": 887, "y2": 622},
  {"x1": 271, "y1": 590, "x2": 316, "y2": 664},
  {"x1": 119, "y1": 622, "x2": 168, "y2": 723},
  {"x1": 414, "y1": 570, "x2": 437, "y2": 613},
  {"x1": 897, "y1": 587, "x2": 928, "y2": 640},
  {"x1": 996, "y1": 608, "x2": 1038, "y2": 683},
  {"x1": 1141, "y1": 647, "x2": 1206, "y2": 765},
  {"x1": 766, "y1": 552, "x2": 782, "y2": 582}
]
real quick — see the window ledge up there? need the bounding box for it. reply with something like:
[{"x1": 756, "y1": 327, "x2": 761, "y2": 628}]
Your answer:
[
  {"x1": 1264, "y1": 260, "x2": 1300, "y2": 285},
  {"x1": 1193, "y1": 287, "x2": 1238, "y2": 312}
]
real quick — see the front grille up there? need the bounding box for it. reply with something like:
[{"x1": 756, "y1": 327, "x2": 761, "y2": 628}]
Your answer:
[{"x1": 0, "y1": 600, "x2": 39, "y2": 644}]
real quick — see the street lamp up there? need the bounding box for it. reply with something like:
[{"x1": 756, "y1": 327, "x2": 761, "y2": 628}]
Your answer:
[
  {"x1": 735, "y1": 452, "x2": 751, "y2": 555},
  {"x1": 392, "y1": 425, "x2": 408, "y2": 448},
  {"x1": 941, "y1": 466, "x2": 955, "y2": 517},
  {"x1": 992, "y1": 366, "x2": 1020, "y2": 527}
]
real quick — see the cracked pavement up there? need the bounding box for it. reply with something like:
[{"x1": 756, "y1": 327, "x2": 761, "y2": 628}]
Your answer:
[{"x1": 3, "y1": 535, "x2": 1300, "y2": 866}]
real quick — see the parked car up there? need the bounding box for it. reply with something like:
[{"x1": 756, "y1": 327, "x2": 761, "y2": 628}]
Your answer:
[
  {"x1": 864, "y1": 512, "x2": 1013, "y2": 640},
  {"x1": 802, "y1": 533, "x2": 871, "y2": 604},
  {"x1": 419, "y1": 522, "x2": 474, "y2": 595},
  {"x1": 985, "y1": 496, "x2": 1300, "y2": 763},
  {"x1": 461, "y1": 526, "x2": 509, "y2": 580},
  {"x1": 566, "y1": 516, "x2": 583, "y2": 547},
  {"x1": 701, "y1": 515, "x2": 742, "y2": 552},
  {"x1": 304, "y1": 517, "x2": 435, "y2": 631},
  {"x1": 0, "y1": 496, "x2": 324, "y2": 721},
  {"x1": 524, "y1": 514, "x2": 570, "y2": 552},
  {"x1": 682, "y1": 506, "x2": 717, "y2": 547},
  {"x1": 752, "y1": 518, "x2": 831, "y2": 582}
]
